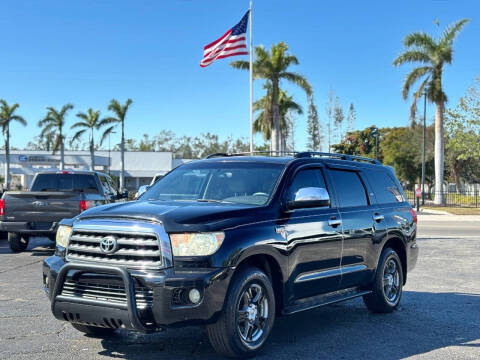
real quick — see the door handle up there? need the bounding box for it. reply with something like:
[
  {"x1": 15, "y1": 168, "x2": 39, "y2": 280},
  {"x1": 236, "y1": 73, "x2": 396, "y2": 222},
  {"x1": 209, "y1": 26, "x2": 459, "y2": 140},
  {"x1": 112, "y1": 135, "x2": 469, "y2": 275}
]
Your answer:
[
  {"x1": 373, "y1": 214, "x2": 385, "y2": 222},
  {"x1": 328, "y1": 218, "x2": 342, "y2": 227}
]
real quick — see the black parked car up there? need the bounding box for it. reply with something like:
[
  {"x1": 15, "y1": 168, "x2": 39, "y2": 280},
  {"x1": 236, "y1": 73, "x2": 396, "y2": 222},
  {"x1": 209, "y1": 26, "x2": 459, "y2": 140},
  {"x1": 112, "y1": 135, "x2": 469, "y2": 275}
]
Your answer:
[
  {"x1": 43, "y1": 152, "x2": 418, "y2": 358},
  {"x1": 1, "y1": 171, "x2": 127, "y2": 252}
]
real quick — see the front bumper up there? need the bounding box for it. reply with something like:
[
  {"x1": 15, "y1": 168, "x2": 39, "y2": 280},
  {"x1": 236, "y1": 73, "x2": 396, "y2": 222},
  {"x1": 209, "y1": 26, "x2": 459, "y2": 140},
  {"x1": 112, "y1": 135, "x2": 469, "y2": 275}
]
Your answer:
[
  {"x1": 0, "y1": 221, "x2": 58, "y2": 235},
  {"x1": 43, "y1": 255, "x2": 234, "y2": 331}
]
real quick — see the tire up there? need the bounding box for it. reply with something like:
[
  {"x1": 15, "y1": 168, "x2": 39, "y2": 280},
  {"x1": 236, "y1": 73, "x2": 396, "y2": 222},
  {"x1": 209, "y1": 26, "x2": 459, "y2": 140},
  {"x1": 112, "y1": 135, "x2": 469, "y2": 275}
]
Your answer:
[
  {"x1": 363, "y1": 247, "x2": 404, "y2": 313},
  {"x1": 71, "y1": 323, "x2": 116, "y2": 337},
  {"x1": 8, "y1": 233, "x2": 29, "y2": 253},
  {"x1": 206, "y1": 266, "x2": 276, "y2": 358}
]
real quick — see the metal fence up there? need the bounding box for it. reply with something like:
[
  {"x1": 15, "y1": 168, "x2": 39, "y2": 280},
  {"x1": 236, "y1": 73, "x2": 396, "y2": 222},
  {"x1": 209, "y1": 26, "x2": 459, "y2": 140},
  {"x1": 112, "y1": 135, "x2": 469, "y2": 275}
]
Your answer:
[{"x1": 405, "y1": 190, "x2": 480, "y2": 208}]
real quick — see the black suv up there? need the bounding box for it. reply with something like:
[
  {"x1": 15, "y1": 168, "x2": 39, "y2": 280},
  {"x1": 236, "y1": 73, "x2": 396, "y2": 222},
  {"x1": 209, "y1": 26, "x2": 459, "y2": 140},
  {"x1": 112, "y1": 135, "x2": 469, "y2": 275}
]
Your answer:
[{"x1": 43, "y1": 152, "x2": 418, "y2": 358}]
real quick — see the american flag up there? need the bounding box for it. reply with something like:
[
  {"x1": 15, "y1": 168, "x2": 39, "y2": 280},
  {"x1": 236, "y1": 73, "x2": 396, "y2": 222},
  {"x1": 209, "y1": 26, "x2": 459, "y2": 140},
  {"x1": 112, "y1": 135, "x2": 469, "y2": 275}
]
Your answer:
[{"x1": 200, "y1": 11, "x2": 249, "y2": 68}]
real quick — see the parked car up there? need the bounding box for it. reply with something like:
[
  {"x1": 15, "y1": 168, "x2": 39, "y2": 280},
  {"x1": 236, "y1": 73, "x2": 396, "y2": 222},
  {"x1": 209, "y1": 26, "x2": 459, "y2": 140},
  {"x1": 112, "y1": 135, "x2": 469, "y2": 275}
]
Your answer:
[
  {"x1": 43, "y1": 152, "x2": 418, "y2": 358},
  {"x1": 134, "y1": 173, "x2": 164, "y2": 199},
  {"x1": 0, "y1": 171, "x2": 127, "y2": 252}
]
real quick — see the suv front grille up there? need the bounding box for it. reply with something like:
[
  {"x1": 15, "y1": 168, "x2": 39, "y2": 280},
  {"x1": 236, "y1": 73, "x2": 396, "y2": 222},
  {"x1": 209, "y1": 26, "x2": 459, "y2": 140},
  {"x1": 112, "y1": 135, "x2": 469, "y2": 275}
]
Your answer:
[
  {"x1": 67, "y1": 230, "x2": 162, "y2": 268},
  {"x1": 61, "y1": 280, "x2": 153, "y2": 309}
]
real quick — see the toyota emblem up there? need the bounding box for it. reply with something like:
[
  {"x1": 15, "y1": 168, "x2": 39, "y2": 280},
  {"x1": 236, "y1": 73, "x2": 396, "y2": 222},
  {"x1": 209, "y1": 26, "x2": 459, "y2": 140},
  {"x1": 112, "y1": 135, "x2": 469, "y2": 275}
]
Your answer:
[{"x1": 99, "y1": 236, "x2": 119, "y2": 254}]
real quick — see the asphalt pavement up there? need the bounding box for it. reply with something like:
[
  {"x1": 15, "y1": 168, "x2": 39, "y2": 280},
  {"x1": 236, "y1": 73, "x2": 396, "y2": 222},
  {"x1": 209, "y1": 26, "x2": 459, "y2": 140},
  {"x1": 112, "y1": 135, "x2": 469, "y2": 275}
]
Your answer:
[{"x1": 0, "y1": 214, "x2": 479, "y2": 360}]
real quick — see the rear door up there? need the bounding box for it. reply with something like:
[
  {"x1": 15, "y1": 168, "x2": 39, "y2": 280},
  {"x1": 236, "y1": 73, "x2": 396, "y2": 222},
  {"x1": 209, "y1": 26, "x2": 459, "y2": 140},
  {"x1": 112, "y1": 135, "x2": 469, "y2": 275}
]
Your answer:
[
  {"x1": 283, "y1": 165, "x2": 343, "y2": 300},
  {"x1": 326, "y1": 166, "x2": 387, "y2": 289}
]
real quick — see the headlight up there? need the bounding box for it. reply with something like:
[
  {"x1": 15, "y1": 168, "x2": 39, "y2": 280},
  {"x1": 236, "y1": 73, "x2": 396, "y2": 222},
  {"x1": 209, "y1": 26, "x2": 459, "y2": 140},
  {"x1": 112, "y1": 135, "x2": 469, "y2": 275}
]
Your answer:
[
  {"x1": 56, "y1": 225, "x2": 72, "y2": 248},
  {"x1": 169, "y1": 232, "x2": 225, "y2": 256}
]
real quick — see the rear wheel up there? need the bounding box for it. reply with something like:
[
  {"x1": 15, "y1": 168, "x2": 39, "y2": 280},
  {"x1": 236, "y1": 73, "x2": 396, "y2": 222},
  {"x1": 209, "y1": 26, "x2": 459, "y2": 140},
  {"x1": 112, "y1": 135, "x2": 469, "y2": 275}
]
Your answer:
[
  {"x1": 363, "y1": 247, "x2": 403, "y2": 313},
  {"x1": 71, "y1": 323, "x2": 116, "y2": 337},
  {"x1": 207, "y1": 266, "x2": 275, "y2": 358},
  {"x1": 8, "y1": 233, "x2": 29, "y2": 253}
]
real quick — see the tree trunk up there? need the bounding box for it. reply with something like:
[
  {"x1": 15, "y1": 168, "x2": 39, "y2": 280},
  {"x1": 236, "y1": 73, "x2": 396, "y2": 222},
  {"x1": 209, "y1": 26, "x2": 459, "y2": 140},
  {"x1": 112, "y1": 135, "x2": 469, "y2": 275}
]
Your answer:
[
  {"x1": 433, "y1": 101, "x2": 445, "y2": 205},
  {"x1": 90, "y1": 129, "x2": 95, "y2": 171},
  {"x1": 271, "y1": 81, "x2": 280, "y2": 152},
  {"x1": 120, "y1": 121, "x2": 125, "y2": 190},
  {"x1": 60, "y1": 129, "x2": 65, "y2": 171},
  {"x1": 4, "y1": 127, "x2": 10, "y2": 190}
]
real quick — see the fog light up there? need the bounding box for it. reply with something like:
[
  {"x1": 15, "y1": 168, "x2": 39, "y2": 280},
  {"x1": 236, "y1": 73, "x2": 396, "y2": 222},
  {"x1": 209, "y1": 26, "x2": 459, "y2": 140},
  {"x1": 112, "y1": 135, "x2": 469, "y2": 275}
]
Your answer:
[{"x1": 188, "y1": 288, "x2": 201, "y2": 304}]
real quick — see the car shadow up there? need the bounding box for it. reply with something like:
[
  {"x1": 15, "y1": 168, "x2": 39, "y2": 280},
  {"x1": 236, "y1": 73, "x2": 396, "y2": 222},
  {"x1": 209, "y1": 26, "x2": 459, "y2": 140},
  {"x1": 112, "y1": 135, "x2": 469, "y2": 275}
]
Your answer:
[
  {"x1": 0, "y1": 236, "x2": 55, "y2": 256},
  {"x1": 97, "y1": 291, "x2": 480, "y2": 359}
]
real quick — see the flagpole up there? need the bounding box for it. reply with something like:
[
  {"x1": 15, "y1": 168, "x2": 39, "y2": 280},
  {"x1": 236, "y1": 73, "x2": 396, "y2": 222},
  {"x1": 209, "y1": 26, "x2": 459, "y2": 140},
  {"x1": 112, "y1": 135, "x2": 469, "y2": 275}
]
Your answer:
[{"x1": 249, "y1": 0, "x2": 254, "y2": 153}]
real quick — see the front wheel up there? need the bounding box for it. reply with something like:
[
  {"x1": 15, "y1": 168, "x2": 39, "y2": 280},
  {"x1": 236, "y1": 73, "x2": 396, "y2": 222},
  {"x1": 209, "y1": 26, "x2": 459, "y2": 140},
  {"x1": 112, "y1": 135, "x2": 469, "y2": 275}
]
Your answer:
[
  {"x1": 207, "y1": 266, "x2": 275, "y2": 358},
  {"x1": 363, "y1": 247, "x2": 404, "y2": 313},
  {"x1": 8, "y1": 233, "x2": 29, "y2": 253}
]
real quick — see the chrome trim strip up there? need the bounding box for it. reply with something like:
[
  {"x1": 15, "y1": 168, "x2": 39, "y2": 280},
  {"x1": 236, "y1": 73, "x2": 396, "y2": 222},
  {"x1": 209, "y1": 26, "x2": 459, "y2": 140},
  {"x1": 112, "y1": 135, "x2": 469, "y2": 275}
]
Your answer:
[
  {"x1": 294, "y1": 264, "x2": 367, "y2": 284},
  {"x1": 295, "y1": 268, "x2": 341, "y2": 283},
  {"x1": 341, "y1": 264, "x2": 367, "y2": 275},
  {"x1": 67, "y1": 218, "x2": 173, "y2": 269}
]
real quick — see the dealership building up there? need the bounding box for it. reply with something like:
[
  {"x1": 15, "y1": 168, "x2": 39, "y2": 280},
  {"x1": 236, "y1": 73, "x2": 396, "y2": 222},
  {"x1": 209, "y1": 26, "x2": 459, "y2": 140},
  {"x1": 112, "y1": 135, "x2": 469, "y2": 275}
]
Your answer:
[{"x1": 0, "y1": 150, "x2": 191, "y2": 190}]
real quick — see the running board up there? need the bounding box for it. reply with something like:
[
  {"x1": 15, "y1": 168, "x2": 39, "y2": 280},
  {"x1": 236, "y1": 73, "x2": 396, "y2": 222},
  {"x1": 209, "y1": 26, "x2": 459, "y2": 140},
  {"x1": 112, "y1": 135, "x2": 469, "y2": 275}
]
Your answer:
[{"x1": 283, "y1": 287, "x2": 372, "y2": 315}]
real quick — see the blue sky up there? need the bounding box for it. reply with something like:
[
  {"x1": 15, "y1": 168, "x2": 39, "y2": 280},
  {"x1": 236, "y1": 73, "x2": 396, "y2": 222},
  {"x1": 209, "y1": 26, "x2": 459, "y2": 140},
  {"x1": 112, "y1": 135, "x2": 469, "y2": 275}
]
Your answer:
[{"x1": 1, "y1": 0, "x2": 479, "y2": 151}]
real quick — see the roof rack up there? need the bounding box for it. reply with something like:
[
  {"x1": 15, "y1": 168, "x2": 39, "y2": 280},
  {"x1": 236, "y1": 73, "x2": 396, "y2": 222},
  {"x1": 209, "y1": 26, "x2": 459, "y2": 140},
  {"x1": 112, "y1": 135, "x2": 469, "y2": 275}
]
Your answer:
[
  {"x1": 294, "y1": 152, "x2": 381, "y2": 165},
  {"x1": 204, "y1": 151, "x2": 381, "y2": 165},
  {"x1": 205, "y1": 151, "x2": 298, "y2": 159}
]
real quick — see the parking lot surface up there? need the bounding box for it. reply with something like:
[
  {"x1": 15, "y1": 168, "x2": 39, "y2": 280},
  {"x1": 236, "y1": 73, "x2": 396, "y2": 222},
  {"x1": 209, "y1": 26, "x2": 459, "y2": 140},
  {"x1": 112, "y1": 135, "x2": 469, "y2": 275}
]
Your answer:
[{"x1": 0, "y1": 215, "x2": 479, "y2": 359}]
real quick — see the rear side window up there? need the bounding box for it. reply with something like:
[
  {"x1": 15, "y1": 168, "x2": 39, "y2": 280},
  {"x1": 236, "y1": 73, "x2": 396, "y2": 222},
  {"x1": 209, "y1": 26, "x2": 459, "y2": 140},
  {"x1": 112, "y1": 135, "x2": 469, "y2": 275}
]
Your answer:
[
  {"x1": 31, "y1": 174, "x2": 99, "y2": 193},
  {"x1": 287, "y1": 168, "x2": 327, "y2": 201},
  {"x1": 329, "y1": 169, "x2": 368, "y2": 208},
  {"x1": 366, "y1": 170, "x2": 405, "y2": 204}
]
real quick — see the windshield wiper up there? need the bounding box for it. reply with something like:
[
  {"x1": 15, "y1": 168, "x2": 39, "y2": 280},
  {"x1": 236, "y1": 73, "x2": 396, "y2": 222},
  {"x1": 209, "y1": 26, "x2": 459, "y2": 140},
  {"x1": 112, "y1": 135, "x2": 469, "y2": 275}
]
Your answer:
[{"x1": 196, "y1": 199, "x2": 231, "y2": 203}]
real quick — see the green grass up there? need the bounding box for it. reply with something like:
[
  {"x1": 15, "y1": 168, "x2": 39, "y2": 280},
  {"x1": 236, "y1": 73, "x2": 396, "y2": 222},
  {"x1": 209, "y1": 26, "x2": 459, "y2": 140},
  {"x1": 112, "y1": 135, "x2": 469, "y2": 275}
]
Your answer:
[{"x1": 423, "y1": 207, "x2": 480, "y2": 215}]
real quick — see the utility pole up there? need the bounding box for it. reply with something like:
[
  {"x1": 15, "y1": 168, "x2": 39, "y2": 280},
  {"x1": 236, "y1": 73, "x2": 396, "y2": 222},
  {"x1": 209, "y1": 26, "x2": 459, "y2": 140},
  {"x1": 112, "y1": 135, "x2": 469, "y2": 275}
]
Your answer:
[{"x1": 108, "y1": 131, "x2": 116, "y2": 176}]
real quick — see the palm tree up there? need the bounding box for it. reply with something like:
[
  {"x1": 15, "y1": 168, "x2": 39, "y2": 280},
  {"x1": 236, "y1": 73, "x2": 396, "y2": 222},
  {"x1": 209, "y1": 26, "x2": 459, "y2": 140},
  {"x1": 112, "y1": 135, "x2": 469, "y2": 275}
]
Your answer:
[
  {"x1": 0, "y1": 100, "x2": 26, "y2": 190},
  {"x1": 253, "y1": 86, "x2": 303, "y2": 149},
  {"x1": 38, "y1": 104, "x2": 74, "y2": 170},
  {"x1": 105, "y1": 99, "x2": 133, "y2": 190},
  {"x1": 71, "y1": 108, "x2": 112, "y2": 170},
  {"x1": 393, "y1": 18, "x2": 469, "y2": 204},
  {"x1": 231, "y1": 42, "x2": 312, "y2": 152}
]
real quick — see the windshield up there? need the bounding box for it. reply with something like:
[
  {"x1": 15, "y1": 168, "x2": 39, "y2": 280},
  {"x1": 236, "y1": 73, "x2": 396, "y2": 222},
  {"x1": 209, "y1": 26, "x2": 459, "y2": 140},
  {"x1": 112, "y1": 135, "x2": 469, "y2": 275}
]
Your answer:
[{"x1": 140, "y1": 162, "x2": 284, "y2": 205}]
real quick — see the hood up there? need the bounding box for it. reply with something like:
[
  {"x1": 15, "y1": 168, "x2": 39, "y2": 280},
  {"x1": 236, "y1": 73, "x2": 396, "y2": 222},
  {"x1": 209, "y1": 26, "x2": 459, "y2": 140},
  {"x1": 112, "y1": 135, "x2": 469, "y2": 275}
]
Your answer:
[{"x1": 76, "y1": 200, "x2": 269, "y2": 232}]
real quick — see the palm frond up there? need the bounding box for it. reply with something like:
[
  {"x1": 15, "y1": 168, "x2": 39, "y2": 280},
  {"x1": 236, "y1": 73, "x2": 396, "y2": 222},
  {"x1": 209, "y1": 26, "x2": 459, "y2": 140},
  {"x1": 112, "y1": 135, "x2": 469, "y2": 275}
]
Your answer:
[
  {"x1": 404, "y1": 32, "x2": 436, "y2": 52},
  {"x1": 11, "y1": 115, "x2": 27, "y2": 126},
  {"x1": 230, "y1": 60, "x2": 250, "y2": 70},
  {"x1": 71, "y1": 120, "x2": 87, "y2": 129},
  {"x1": 71, "y1": 129, "x2": 86, "y2": 143},
  {"x1": 279, "y1": 72, "x2": 313, "y2": 95},
  {"x1": 409, "y1": 77, "x2": 430, "y2": 122},
  {"x1": 440, "y1": 18, "x2": 470, "y2": 46},
  {"x1": 75, "y1": 112, "x2": 89, "y2": 121},
  {"x1": 52, "y1": 134, "x2": 61, "y2": 153},
  {"x1": 402, "y1": 66, "x2": 431, "y2": 100},
  {"x1": 99, "y1": 125, "x2": 116, "y2": 146},
  {"x1": 393, "y1": 50, "x2": 431, "y2": 66}
]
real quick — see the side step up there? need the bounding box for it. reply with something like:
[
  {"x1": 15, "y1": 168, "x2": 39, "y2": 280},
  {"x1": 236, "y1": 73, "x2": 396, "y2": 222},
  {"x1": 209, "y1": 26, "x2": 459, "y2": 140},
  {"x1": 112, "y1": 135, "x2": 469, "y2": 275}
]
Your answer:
[{"x1": 283, "y1": 287, "x2": 371, "y2": 315}]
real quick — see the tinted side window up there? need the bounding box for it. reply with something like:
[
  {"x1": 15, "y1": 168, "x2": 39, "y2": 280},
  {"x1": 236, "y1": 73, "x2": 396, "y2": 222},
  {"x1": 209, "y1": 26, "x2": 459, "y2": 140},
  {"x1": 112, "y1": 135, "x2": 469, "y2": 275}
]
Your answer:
[
  {"x1": 288, "y1": 168, "x2": 327, "y2": 200},
  {"x1": 106, "y1": 176, "x2": 118, "y2": 196},
  {"x1": 329, "y1": 169, "x2": 368, "y2": 207},
  {"x1": 366, "y1": 170, "x2": 405, "y2": 204},
  {"x1": 99, "y1": 175, "x2": 112, "y2": 196}
]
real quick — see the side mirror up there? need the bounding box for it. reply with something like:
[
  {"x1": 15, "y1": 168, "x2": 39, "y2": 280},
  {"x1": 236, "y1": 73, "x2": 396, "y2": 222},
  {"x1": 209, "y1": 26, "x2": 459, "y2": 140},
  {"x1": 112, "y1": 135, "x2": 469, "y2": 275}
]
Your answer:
[
  {"x1": 135, "y1": 185, "x2": 149, "y2": 199},
  {"x1": 119, "y1": 190, "x2": 129, "y2": 199},
  {"x1": 288, "y1": 187, "x2": 330, "y2": 209}
]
